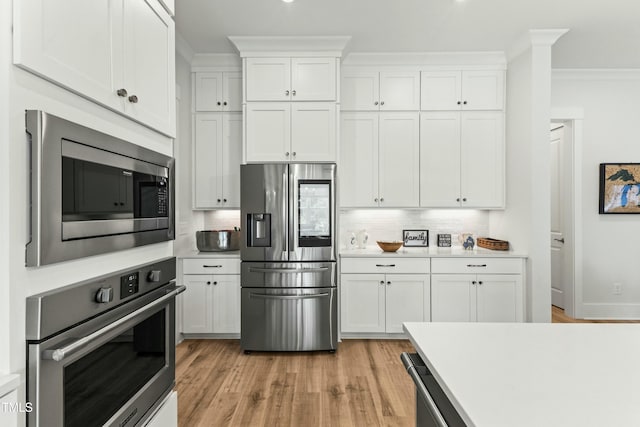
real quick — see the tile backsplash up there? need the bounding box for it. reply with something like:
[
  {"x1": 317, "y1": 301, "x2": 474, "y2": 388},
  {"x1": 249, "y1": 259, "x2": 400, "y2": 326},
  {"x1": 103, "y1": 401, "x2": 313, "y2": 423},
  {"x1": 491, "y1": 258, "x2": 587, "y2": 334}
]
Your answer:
[
  {"x1": 203, "y1": 210, "x2": 241, "y2": 230},
  {"x1": 339, "y1": 209, "x2": 490, "y2": 249}
]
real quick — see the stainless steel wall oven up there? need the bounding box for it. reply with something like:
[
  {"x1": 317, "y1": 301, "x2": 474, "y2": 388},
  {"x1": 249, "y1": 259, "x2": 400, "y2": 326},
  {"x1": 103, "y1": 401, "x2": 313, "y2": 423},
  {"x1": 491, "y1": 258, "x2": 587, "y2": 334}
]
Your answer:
[
  {"x1": 25, "y1": 110, "x2": 175, "y2": 266},
  {"x1": 26, "y1": 257, "x2": 182, "y2": 427}
]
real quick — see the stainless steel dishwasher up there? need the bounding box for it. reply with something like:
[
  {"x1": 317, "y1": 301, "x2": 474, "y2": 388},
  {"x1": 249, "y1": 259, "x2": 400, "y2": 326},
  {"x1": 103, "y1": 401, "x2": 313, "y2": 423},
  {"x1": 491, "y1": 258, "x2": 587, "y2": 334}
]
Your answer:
[{"x1": 401, "y1": 352, "x2": 467, "y2": 427}]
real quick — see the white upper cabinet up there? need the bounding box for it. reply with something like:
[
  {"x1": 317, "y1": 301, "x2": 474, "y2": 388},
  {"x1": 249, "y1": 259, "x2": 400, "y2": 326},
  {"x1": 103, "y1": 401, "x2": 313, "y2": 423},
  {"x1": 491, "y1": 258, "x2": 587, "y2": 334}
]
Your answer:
[
  {"x1": 341, "y1": 69, "x2": 420, "y2": 111},
  {"x1": 195, "y1": 71, "x2": 242, "y2": 112},
  {"x1": 421, "y1": 70, "x2": 504, "y2": 111},
  {"x1": 245, "y1": 57, "x2": 337, "y2": 101},
  {"x1": 14, "y1": 0, "x2": 176, "y2": 136}
]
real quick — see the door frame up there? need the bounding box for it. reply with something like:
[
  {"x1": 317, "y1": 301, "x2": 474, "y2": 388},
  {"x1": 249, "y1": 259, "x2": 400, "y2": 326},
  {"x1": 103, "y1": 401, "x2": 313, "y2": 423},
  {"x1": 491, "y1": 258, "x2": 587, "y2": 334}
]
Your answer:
[{"x1": 550, "y1": 108, "x2": 583, "y2": 318}]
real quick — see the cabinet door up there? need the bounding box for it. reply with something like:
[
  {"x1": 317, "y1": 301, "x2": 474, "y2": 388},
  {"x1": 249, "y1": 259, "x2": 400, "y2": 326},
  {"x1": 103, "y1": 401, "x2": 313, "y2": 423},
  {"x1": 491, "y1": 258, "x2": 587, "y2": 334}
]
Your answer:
[
  {"x1": 340, "y1": 113, "x2": 379, "y2": 207},
  {"x1": 291, "y1": 103, "x2": 336, "y2": 162},
  {"x1": 379, "y1": 71, "x2": 420, "y2": 111},
  {"x1": 245, "y1": 57, "x2": 291, "y2": 101},
  {"x1": 476, "y1": 274, "x2": 523, "y2": 322},
  {"x1": 195, "y1": 72, "x2": 223, "y2": 111},
  {"x1": 420, "y1": 71, "x2": 462, "y2": 110},
  {"x1": 223, "y1": 71, "x2": 243, "y2": 111},
  {"x1": 340, "y1": 274, "x2": 385, "y2": 333},
  {"x1": 419, "y1": 112, "x2": 462, "y2": 207},
  {"x1": 182, "y1": 275, "x2": 212, "y2": 333},
  {"x1": 460, "y1": 112, "x2": 505, "y2": 208},
  {"x1": 341, "y1": 70, "x2": 380, "y2": 111},
  {"x1": 221, "y1": 113, "x2": 243, "y2": 208},
  {"x1": 211, "y1": 275, "x2": 241, "y2": 333},
  {"x1": 245, "y1": 103, "x2": 291, "y2": 162},
  {"x1": 14, "y1": 0, "x2": 119, "y2": 109},
  {"x1": 193, "y1": 113, "x2": 222, "y2": 208},
  {"x1": 431, "y1": 274, "x2": 474, "y2": 322},
  {"x1": 291, "y1": 58, "x2": 336, "y2": 101},
  {"x1": 385, "y1": 274, "x2": 427, "y2": 333},
  {"x1": 378, "y1": 113, "x2": 420, "y2": 207},
  {"x1": 122, "y1": 0, "x2": 176, "y2": 136},
  {"x1": 461, "y1": 70, "x2": 504, "y2": 110}
]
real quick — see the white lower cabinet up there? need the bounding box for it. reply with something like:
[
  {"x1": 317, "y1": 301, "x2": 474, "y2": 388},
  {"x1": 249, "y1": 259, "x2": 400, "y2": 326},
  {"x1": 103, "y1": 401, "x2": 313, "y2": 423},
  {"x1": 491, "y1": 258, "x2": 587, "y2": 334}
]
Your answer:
[
  {"x1": 181, "y1": 258, "x2": 241, "y2": 334},
  {"x1": 340, "y1": 257, "x2": 430, "y2": 334}
]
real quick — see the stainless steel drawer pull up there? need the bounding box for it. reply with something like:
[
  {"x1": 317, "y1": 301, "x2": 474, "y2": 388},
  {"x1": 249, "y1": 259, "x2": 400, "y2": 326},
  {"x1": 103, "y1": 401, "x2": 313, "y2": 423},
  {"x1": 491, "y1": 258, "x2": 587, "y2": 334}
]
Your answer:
[
  {"x1": 42, "y1": 284, "x2": 186, "y2": 362},
  {"x1": 203, "y1": 265, "x2": 223, "y2": 268},
  {"x1": 249, "y1": 293, "x2": 329, "y2": 300},
  {"x1": 249, "y1": 267, "x2": 328, "y2": 274},
  {"x1": 375, "y1": 264, "x2": 396, "y2": 267},
  {"x1": 466, "y1": 264, "x2": 487, "y2": 267}
]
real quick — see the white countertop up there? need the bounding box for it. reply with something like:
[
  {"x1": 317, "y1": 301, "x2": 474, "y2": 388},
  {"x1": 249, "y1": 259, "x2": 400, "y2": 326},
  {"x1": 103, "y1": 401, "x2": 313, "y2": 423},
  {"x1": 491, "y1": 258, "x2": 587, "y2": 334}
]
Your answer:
[
  {"x1": 176, "y1": 250, "x2": 240, "y2": 259},
  {"x1": 341, "y1": 246, "x2": 526, "y2": 258},
  {"x1": 403, "y1": 322, "x2": 640, "y2": 427},
  {"x1": 0, "y1": 374, "x2": 20, "y2": 398}
]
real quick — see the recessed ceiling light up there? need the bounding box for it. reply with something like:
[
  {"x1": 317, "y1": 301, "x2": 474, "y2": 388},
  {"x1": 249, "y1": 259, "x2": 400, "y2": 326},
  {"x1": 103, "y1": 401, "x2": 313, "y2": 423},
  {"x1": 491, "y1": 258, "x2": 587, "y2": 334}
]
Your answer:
[{"x1": 282, "y1": 0, "x2": 295, "y2": 3}]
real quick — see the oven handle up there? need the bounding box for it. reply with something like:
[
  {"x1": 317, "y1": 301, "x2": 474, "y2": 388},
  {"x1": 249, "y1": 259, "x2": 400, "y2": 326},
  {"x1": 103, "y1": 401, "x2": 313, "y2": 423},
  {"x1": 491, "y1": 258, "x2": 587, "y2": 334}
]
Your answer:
[
  {"x1": 42, "y1": 285, "x2": 186, "y2": 362},
  {"x1": 249, "y1": 267, "x2": 329, "y2": 274}
]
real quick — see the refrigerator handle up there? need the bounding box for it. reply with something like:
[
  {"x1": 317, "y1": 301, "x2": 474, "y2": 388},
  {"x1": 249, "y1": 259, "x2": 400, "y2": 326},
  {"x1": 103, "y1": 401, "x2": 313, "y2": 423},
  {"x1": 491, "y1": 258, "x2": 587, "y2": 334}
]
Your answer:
[
  {"x1": 283, "y1": 168, "x2": 289, "y2": 255},
  {"x1": 289, "y1": 168, "x2": 296, "y2": 256}
]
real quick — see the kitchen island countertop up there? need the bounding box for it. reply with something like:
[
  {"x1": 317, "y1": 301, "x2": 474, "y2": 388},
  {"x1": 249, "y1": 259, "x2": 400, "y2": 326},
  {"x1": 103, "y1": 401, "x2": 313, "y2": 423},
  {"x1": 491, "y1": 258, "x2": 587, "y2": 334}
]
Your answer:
[{"x1": 403, "y1": 322, "x2": 640, "y2": 427}]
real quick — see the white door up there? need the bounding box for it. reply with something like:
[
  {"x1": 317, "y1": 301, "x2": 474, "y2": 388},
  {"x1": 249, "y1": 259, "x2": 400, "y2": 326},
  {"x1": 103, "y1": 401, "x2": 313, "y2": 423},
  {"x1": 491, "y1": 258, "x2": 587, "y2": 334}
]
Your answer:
[
  {"x1": 291, "y1": 103, "x2": 336, "y2": 161},
  {"x1": 221, "y1": 113, "x2": 243, "y2": 208},
  {"x1": 476, "y1": 274, "x2": 522, "y2": 322},
  {"x1": 291, "y1": 57, "x2": 336, "y2": 101},
  {"x1": 193, "y1": 113, "x2": 222, "y2": 208},
  {"x1": 550, "y1": 124, "x2": 566, "y2": 308},
  {"x1": 195, "y1": 72, "x2": 223, "y2": 111},
  {"x1": 420, "y1": 71, "x2": 461, "y2": 110},
  {"x1": 341, "y1": 70, "x2": 379, "y2": 111},
  {"x1": 211, "y1": 275, "x2": 241, "y2": 333},
  {"x1": 340, "y1": 274, "x2": 386, "y2": 333},
  {"x1": 223, "y1": 71, "x2": 243, "y2": 111},
  {"x1": 379, "y1": 71, "x2": 420, "y2": 111},
  {"x1": 461, "y1": 70, "x2": 505, "y2": 110},
  {"x1": 419, "y1": 112, "x2": 461, "y2": 207},
  {"x1": 385, "y1": 274, "x2": 426, "y2": 333},
  {"x1": 340, "y1": 113, "x2": 379, "y2": 207},
  {"x1": 182, "y1": 276, "x2": 212, "y2": 333},
  {"x1": 245, "y1": 57, "x2": 291, "y2": 101},
  {"x1": 460, "y1": 111, "x2": 505, "y2": 208},
  {"x1": 245, "y1": 103, "x2": 291, "y2": 162},
  {"x1": 431, "y1": 275, "x2": 473, "y2": 322},
  {"x1": 378, "y1": 112, "x2": 420, "y2": 207}
]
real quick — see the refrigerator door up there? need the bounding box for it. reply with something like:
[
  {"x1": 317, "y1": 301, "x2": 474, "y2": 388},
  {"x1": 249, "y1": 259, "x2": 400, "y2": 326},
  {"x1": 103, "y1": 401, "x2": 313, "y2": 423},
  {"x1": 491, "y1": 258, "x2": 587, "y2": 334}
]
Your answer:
[
  {"x1": 289, "y1": 163, "x2": 336, "y2": 261},
  {"x1": 241, "y1": 164, "x2": 288, "y2": 261}
]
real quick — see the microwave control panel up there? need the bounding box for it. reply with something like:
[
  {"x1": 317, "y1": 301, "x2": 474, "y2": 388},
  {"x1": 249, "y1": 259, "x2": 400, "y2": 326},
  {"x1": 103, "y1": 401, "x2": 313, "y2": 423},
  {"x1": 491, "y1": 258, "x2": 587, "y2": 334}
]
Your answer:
[{"x1": 120, "y1": 272, "x2": 139, "y2": 299}]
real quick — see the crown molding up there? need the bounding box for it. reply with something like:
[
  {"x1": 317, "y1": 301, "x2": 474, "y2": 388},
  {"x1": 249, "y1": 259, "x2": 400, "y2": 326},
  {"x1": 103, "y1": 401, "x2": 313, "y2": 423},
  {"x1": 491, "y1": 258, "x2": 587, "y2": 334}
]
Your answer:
[
  {"x1": 228, "y1": 36, "x2": 351, "y2": 57},
  {"x1": 507, "y1": 29, "x2": 569, "y2": 61},
  {"x1": 190, "y1": 53, "x2": 242, "y2": 71},
  {"x1": 552, "y1": 68, "x2": 640, "y2": 80},
  {"x1": 342, "y1": 51, "x2": 507, "y2": 69}
]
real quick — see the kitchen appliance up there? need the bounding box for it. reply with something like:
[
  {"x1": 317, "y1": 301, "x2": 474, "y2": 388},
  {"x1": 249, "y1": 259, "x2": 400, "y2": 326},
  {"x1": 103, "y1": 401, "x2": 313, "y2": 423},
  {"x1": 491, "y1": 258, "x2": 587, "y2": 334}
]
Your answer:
[
  {"x1": 26, "y1": 257, "x2": 183, "y2": 427},
  {"x1": 401, "y1": 352, "x2": 466, "y2": 427},
  {"x1": 25, "y1": 110, "x2": 175, "y2": 266},
  {"x1": 240, "y1": 163, "x2": 337, "y2": 352},
  {"x1": 196, "y1": 230, "x2": 240, "y2": 251}
]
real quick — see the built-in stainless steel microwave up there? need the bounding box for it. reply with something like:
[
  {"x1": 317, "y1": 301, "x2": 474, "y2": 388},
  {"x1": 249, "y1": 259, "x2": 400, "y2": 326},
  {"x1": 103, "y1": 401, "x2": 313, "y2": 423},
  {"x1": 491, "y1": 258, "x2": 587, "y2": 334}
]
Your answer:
[{"x1": 25, "y1": 111, "x2": 175, "y2": 266}]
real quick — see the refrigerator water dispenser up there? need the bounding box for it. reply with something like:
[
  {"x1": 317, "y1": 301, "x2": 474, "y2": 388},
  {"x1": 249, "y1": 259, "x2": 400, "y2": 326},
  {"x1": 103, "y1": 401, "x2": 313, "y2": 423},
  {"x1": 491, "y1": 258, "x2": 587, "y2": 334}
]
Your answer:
[{"x1": 247, "y1": 213, "x2": 271, "y2": 247}]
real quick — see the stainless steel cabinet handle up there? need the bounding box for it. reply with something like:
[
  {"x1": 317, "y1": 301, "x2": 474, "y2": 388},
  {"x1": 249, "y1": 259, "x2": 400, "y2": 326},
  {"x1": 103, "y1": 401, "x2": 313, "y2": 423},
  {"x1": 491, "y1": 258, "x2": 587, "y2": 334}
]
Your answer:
[
  {"x1": 128, "y1": 95, "x2": 138, "y2": 103},
  {"x1": 249, "y1": 293, "x2": 329, "y2": 300},
  {"x1": 203, "y1": 265, "x2": 223, "y2": 268},
  {"x1": 42, "y1": 285, "x2": 186, "y2": 362},
  {"x1": 117, "y1": 88, "x2": 128, "y2": 97},
  {"x1": 249, "y1": 267, "x2": 329, "y2": 274},
  {"x1": 466, "y1": 264, "x2": 487, "y2": 268},
  {"x1": 375, "y1": 264, "x2": 396, "y2": 267},
  {"x1": 554, "y1": 238, "x2": 565, "y2": 243}
]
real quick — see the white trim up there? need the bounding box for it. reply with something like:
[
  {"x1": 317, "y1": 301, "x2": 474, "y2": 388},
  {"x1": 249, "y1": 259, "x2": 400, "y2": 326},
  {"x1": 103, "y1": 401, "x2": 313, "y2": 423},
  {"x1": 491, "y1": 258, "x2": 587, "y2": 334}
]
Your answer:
[
  {"x1": 553, "y1": 69, "x2": 640, "y2": 80},
  {"x1": 507, "y1": 29, "x2": 569, "y2": 62},
  {"x1": 342, "y1": 52, "x2": 507, "y2": 68},
  {"x1": 228, "y1": 36, "x2": 351, "y2": 57},
  {"x1": 176, "y1": 32, "x2": 195, "y2": 63},
  {"x1": 191, "y1": 53, "x2": 242, "y2": 71},
  {"x1": 0, "y1": 375, "x2": 20, "y2": 399},
  {"x1": 550, "y1": 107, "x2": 584, "y2": 120},
  {"x1": 582, "y1": 303, "x2": 640, "y2": 320}
]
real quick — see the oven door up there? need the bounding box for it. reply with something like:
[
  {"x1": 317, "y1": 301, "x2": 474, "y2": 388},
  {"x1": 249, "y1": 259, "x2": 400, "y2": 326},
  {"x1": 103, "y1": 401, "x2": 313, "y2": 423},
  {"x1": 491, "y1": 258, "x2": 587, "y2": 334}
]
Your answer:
[{"x1": 27, "y1": 286, "x2": 180, "y2": 427}]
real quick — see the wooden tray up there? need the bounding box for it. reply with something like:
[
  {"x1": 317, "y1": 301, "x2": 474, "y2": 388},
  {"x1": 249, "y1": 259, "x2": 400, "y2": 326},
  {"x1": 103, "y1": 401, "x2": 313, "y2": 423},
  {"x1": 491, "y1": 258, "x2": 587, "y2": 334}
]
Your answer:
[{"x1": 477, "y1": 237, "x2": 510, "y2": 251}]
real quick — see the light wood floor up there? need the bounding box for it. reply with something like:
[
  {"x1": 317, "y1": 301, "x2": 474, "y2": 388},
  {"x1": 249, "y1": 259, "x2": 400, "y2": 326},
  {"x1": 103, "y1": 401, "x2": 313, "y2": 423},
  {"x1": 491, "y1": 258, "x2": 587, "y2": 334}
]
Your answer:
[
  {"x1": 551, "y1": 305, "x2": 640, "y2": 323},
  {"x1": 175, "y1": 339, "x2": 416, "y2": 427}
]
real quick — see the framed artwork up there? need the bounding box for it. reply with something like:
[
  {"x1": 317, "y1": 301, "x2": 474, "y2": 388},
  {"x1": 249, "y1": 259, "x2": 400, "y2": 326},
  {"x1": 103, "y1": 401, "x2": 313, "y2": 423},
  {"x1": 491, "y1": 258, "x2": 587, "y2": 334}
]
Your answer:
[
  {"x1": 403, "y1": 229, "x2": 429, "y2": 247},
  {"x1": 599, "y1": 163, "x2": 640, "y2": 214}
]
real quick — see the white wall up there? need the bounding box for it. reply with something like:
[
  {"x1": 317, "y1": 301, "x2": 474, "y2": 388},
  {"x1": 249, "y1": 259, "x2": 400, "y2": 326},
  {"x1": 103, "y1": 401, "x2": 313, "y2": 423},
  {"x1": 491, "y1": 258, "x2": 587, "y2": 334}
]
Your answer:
[{"x1": 552, "y1": 70, "x2": 640, "y2": 318}]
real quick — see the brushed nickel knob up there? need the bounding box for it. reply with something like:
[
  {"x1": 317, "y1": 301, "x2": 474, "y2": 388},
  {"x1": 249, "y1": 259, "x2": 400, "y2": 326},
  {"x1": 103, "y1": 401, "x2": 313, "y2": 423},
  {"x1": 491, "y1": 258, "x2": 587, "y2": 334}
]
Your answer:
[
  {"x1": 380, "y1": 101, "x2": 385, "y2": 106},
  {"x1": 292, "y1": 152, "x2": 296, "y2": 157},
  {"x1": 285, "y1": 90, "x2": 290, "y2": 96},
  {"x1": 374, "y1": 198, "x2": 379, "y2": 202},
  {"x1": 117, "y1": 88, "x2": 128, "y2": 97},
  {"x1": 292, "y1": 90, "x2": 296, "y2": 96},
  {"x1": 374, "y1": 101, "x2": 379, "y2": 106},
  {"x1": 128, "y1": 95, "x2": 138, "y2": 103},
  {"x1": 285, "y1": 152, "x2": 290, "y2": 157},
  {"x1": 380, "y1": 197, "x2": 384, "y2": 202}
]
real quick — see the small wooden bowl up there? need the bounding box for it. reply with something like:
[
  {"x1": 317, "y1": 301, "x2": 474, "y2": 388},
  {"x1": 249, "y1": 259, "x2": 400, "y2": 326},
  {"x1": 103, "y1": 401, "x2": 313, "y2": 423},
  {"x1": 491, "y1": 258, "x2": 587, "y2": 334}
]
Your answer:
[{"x1": 376, "y1": 241, "x2": 402, "y2": 252}]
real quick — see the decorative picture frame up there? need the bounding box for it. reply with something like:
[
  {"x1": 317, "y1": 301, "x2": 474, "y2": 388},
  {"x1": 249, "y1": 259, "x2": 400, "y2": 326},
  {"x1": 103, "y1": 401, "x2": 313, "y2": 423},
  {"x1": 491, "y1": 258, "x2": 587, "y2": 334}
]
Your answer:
[
  {"x1": 599, "y1": 163, "x2": 640, "y2": 214},
  {"x1": 437, "y1": 234, "x2": 451, "y2": 247},
  {"x1": 403, "y1": 229, "x2": 429, "y2": 247}
]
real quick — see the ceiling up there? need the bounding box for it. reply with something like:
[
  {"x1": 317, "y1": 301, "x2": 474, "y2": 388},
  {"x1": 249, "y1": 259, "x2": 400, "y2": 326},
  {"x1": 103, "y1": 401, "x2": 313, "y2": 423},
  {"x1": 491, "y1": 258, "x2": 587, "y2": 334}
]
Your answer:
[{"x1": 175, "y1": 0, "x2": 640, "y2": 68}]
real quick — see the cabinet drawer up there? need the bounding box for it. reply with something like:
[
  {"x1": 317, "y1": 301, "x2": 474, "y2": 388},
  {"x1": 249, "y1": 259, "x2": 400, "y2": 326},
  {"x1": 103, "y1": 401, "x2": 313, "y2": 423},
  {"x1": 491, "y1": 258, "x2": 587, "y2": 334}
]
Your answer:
[
  {"x1": 182, "y1": 258, "x2": 240, "y2": 275},
  {"x1": 341, "y1": 257, "x2": 429, "y2": 274},
  {"x1": 431, "y1": 257, "x2": 522, "y2": 274}
]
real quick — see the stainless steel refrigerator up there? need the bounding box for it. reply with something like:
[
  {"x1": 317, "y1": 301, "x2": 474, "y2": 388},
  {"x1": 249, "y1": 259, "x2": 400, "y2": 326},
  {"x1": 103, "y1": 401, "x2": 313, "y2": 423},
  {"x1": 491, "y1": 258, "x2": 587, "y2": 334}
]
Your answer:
[{"x1": 240, "y1": 163, "x2": 337, "y2": 352}]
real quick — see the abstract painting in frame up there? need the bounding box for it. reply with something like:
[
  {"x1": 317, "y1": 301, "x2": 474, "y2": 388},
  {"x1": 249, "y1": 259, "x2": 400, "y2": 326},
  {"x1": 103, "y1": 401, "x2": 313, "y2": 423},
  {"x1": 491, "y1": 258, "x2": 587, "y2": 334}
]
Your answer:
[{"x1": 599, "y1": 163, "x2": 640, "y2": 214}]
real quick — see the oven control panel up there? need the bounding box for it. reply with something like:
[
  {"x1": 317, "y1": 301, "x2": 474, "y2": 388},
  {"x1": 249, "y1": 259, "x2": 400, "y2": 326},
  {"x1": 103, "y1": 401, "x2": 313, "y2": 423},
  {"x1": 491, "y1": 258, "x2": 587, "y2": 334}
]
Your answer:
[{"x1": 120, "y1": 272, "x2": 139, "y2": 299}]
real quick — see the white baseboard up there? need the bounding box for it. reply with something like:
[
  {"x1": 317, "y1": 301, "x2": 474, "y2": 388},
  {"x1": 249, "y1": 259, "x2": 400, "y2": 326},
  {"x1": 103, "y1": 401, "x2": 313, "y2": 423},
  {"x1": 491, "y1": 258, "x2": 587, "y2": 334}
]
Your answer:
[{"x1": 581, "y1": 303, "x2": 640, "y2": 320}]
